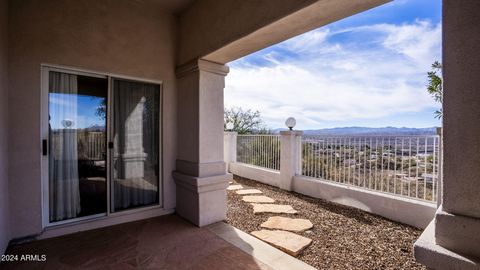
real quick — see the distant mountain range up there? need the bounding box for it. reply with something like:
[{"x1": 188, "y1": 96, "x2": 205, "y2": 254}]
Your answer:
[
  {"x1": 84, "y1": 124, "x2": 106, "y2": 131},
  {"x1": 272, "y1": 126, "x2": 439, "y2": 136}
]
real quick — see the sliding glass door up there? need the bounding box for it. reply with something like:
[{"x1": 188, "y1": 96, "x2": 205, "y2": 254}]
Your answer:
[
  {"x1": 112, "y1": 79, "x2": 161, "y2": 212},
  {"x1": 44, "y1": 67, "x2": 161, "y2": 225},
  {"x1": 48, "y1": 71, "x2": 108, "y2": 222}
]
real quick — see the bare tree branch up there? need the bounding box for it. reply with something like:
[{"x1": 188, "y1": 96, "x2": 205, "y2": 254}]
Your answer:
[{"x1": 224, "y1": 107, "x2": 268, "y2": 134}]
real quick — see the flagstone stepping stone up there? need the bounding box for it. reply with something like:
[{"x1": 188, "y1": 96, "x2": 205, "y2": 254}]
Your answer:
[
  {"x1": 261, "y1": 216, "x2": 313, "y2": 232},
  {"x1": 236, "y1": 189, "x2": 262, "y2": 195},
  {"x1": 242, "y1": 196, "x2": 275, "y2": 203},
  {"x1": 251, "y1": 203, "x2": 297, "y2": 214},
  {"x1": 251, "y1": 230, "x2": 312, "y2": 257},
  {"x1": 227, "y1": 185, "x2": 243, "y2": 190}
]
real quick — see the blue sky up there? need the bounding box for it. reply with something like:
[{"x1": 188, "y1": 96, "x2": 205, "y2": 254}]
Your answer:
[
  {"x1": 224, "y1": 0, "x2": 442, "y2": 130},
  {"x1": 49, "y1": 93, "x2": 105, "y2": 129}
]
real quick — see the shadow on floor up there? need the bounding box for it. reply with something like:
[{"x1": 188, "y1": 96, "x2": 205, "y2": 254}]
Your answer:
[{"x1": 1, "y1": 214, "x2": 271, "y2": 270}]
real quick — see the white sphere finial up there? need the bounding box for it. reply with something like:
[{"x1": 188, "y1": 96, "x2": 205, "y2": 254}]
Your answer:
[
  {"x1": 226, "y1": 122, "x2": 234, "y2": 130},
  {"x1": 61, "y1": 119, "x2": 74, "y2": 129},
  {"x1": 285, "y1": 117, "x2": 296, "y2": 131}
]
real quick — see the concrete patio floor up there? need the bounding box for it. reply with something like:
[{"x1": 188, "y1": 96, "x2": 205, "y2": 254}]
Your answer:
[{"x1": 0, "y1": 215, "x2": 281, "y2": 270}]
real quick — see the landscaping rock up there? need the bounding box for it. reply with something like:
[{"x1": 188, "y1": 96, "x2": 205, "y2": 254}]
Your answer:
[
  {"x1": 236, "y1": 189, "x2": 263, "y2": 195},
  {"x1": 242, "y1": 196, "x2": 275, "y2": 203},
  {"x1": 251, "y1": 230, "x2": 312, "y2": 257},
  {"x1": 227, "y1": 176, "x2": 426, "y2": 270},
  {"x1": 227, "y1": 185, "x2": 243, "y2": 191},
  {"x1": 251, "y1": 203, "x2": 297, "y2": 214},
  {"x1": 261, "y1": 216, "x2": 313, "y2": 232}
]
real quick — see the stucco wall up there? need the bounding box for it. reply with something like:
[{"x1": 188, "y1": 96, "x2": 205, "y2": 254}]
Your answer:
[
  {"x1": 8, "y1": 0, "x2": 177, "y2": 239},
  {"x1": 230, "y1": 162, "x2": 435, "y2": 228},
  {"x1": 294, "y1": 176, "x2": 436, "y2": 229},
  {"x1": 229, "y1": 163, "x2": 280, "y2": 187},
  {"x1": 0, "y1": 0, "x2": 9, "y2": 254}
]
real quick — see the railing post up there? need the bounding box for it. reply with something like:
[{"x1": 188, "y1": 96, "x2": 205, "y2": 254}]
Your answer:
[
  {"x1": 280, "y1": 130, "x2": 303, "y2": 191},
  {"x1": 224, "y1": 131, "x2": 237, "y2": 173}
]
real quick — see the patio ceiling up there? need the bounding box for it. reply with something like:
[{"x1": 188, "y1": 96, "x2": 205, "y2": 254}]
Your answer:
[{"x1": 148, "y1": 0, "x2": 194, "y2": 14}]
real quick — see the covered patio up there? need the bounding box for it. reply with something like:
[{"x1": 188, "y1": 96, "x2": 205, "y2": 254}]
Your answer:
[
  {"x1": 1, "y1": 1, "x2": 480, "y2": 269},
  {"x1": 3, "y1": 214, "x2": 314, "y2": 270}
]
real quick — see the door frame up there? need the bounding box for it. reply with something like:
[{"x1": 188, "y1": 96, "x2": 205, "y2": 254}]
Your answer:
[{"x1": 40, "y1": 63, "x2": 164, "y2": 228}]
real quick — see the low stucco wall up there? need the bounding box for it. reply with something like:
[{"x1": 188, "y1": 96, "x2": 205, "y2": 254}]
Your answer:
[
  {"x1": 294, "y1": 176, "x2": 436, "y2": 229},
  {"x1": 229, "y1": 163, "x2": 280, "y2": 187},
  {"x1": 230, "y1": 162, "x2": 435, "y2": 229},
  {"x1": 0, "y1": 0, "x2": 9, "y2": 254}
]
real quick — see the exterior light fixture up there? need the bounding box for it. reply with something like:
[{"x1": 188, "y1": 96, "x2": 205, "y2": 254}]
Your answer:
[
  {"x1": 226, "y1": 122, "x2": 234, "y2": 131},
  {"x1": 61, "y1": 119, "x2": 74, "y2": 129},
  {"x1": 285, "y1": 117, "x2": 296, "y2": 131}
]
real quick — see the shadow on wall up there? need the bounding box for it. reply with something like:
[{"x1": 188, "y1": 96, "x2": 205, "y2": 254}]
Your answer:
[{"x1": 312, "y1": 196, "x2": 375, "y2": 225}]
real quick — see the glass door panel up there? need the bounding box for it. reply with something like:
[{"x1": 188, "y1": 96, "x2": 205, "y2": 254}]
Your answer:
[
  {"x1": 112, "y1": 79, "x2": 160, "y2": 212},
  {"x1": 48, "y1": 71, "x2": 108, "y2": 222}
]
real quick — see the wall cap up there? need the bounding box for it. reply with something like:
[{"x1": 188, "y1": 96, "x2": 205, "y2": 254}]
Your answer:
[{"x1": 280, "y1": 130, "x2": 303, "y2": 136}]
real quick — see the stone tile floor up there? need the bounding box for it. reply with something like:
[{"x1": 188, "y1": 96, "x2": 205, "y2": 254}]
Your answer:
[{"x1": 0, "y1": 215, "x2": 273, "y2": 270}]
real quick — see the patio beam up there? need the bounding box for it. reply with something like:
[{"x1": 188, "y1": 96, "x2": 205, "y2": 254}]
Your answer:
[{"x1": 177, "y1": 0, "x2": 390, "y2": 65}]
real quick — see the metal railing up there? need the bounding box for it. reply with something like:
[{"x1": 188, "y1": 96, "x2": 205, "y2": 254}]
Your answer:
[
  {"x1": 78, "y1": 132, "x2": 106, "y2": 160},
  {"x1": 237, "y1": 135, "x2": 281, "y2": 170},
  {"x1": 301, "y1": 135, "x2": 440, "y2": 202},
  {"x1": 51, "y1": 131, "x2": 106, "y2": 161}
]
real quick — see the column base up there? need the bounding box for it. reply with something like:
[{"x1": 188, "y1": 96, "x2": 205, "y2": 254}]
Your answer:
[
  {"x1": 435, "y1": 207, "x2": 480, "y2": 259},
  {"x1": 414, "y1": 220, "x2": 480, "y2": 270},
  {"x1": 173, "y1": 171, "x2": 232, "y2": 227}
]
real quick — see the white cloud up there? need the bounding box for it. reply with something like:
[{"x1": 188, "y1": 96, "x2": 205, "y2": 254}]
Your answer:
[
  {"x1": 225, "y1": 20, "x2": 442, "y2": 129},
  {"x1": 382, "y1": 21, "x2": 442, "y2": 67},
  {"x1": 282, "y1": 29, "x2": 330, "y2": 52}
]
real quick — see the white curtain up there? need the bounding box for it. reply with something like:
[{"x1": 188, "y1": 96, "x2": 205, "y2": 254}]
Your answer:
[
  {"x1": 113, "y1": 80, "x2": 159, "y2": 210},
  {"x1": 49, "y1": 72, "x2": 81, "y2": 221}
]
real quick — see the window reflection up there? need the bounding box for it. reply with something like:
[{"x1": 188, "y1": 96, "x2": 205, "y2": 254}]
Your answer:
[
  {"x1": 113, "y1": 79, "x2": 160, "y2": 211},
  {"x1": 49, "y1": 72, "x2": 108, "y2": 222}
]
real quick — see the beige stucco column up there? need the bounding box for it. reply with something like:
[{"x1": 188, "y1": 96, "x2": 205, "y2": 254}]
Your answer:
[
  {"x1": 433, "y1": 0, "x2": 480, "y2": 259},
  {"x1": 173, "y1": 59, "x2": 232, "y2": 227},
  {"x1": 414, "y1": 2, "x2": 480, "y2": 269}
]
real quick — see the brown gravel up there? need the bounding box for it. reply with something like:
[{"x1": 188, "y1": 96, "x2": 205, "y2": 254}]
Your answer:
[{"x1": 226, "y1": 175, "x2": 426, "y2": 270}]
